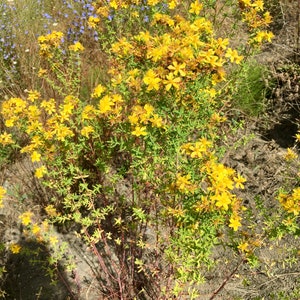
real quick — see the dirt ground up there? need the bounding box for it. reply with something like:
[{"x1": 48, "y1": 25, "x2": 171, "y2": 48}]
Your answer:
[{"x1": 0, "y1": 1, "x2": 299, "y2": 299}]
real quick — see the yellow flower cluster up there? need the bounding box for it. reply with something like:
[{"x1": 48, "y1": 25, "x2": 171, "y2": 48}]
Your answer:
[
  {"x1": 68, "y1": 41, "x2": 85, "y2": 52},
  {"x1": 107, "y1": 1, "x2": 244, "y2": 96},
  {"x1": 173, "y1": 173, "x2": 197, "y2": 194},
  {"x1": 18, "y1": 210, "x2": 60, "y2": 247},
  {"x1": 103, "y1": 0, "x2": 180, "y2": 10},
  {"x1": 90, "y1": 84, "x2": 125, "y2": 121},
  {"x1": 38, "y1": 31, "x2": 64, "y2": 56},
  {"x1": 204, "y1": 161, "x2": 238, "y2": 207},
  {"x1": 128, "y1": 104, "x2": 165, "y2": 137},
  {"x1": 239, "y1": 0, "x2": 274, "y2": 45},
  {"x1": 175, "y1": 138, "x2": 246, "y2": 231},
  {"x1": 237, "y1": 237, "x2": 262, "y2": 254},
  {"x1": 0, "y1": 79, "x2": 135, "y2": 177},
  {"x1": 181, "y1": 138, "x2": 213, "y2": 159},
  {"x1": 204, "y1": 160, "x2": 246, "y2": 230},
  {"x1": 278, "y1": 189, "x2": 300, "y2": 216},
  {"x1": 98, "y1": 93, "x2": 123, "y2": 115},
  {"x1": 1, "y1": 97, "x2": 27, "y2": 127},
  {"x1": 87, "y1": 15, "x2": 100, "y2": 29}
]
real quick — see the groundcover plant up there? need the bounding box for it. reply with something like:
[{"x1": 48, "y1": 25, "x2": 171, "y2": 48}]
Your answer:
[{"x1": 0, "y1": 0, "x2": 298, "y2": 299}]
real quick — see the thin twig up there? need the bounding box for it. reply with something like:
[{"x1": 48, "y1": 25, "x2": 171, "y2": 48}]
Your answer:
[
  {"x1": 209, "y1": 259, "x2": 245, "y2": 300},
  {"x1": 257, "y1": 271, "x2": 300, "y2": 288}
]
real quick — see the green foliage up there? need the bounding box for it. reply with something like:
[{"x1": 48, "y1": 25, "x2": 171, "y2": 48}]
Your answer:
[{"x1": 228, "y1": 60, "x2": 270, "y2": 116}]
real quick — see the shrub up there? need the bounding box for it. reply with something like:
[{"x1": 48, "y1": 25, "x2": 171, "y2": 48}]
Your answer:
[{"x1": 0, "y1": 0, "x2": 279, "y2": 298}]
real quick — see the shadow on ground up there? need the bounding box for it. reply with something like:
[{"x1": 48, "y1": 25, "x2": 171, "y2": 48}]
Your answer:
[{"x1": 2, "y1": 240, "x2": 70, "y2": 300}]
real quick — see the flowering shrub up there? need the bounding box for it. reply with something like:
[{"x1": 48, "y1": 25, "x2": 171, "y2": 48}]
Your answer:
[{"x1": 0, "y1": 0, "x2": 279, "y2": 298}]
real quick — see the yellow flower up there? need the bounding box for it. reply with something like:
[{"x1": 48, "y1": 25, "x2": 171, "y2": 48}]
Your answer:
[
  {"x1": 168, "y1": 61, "x2": 186, "y2": 77},
  {"x1": 225, "y1": 48, "x2": 243, "y2": 64},
  {"x1": 31, "y1": 151, "x2": 41, "y2": 163},
  {"x1": 263, "y1": 11, "x2": 272, "y2": 25},
  {"x1": 135, "y1": 31, "x2": 151, "y2": 43},
  {"x1": 188, "y1": 138, "x2": 212, "y2": 159},
  {"x1": 147, "y1": 44, "x2": 168, "y2": 62},
  {"x1": 0, "y1": 132, "x2": 14, "y2": 146},
  {"x1": 5, "y1": 117, "x2": 17, "y2": 127},
  {"x1": 32, "y1": 223, "x2": 41, "y2": 235},
  {"x1": 38, "y1": 68, "x2": 47, "y2": 77},
  {"x1": 27, "y1": 105, "x2": 41, "y2": 119},
  {"x1": 96, "y1": 6, "x2": 110, "y2": 17},
  {"x1": 189, "y1": 1, "x2": 203, "y2": 15},
  {"x1": 131, "y1": 10, "x2": 139, "y2": 18},
  {"x1": 204, "y1": 50, "x2": 223, "y2": 67},
  {"x1": 284, "y1": 148, "x2": 298, "y2": 161},
  {"x1": 234, "y1": 174, "x2": 246, "y2": 189},
  {"x1": 163, "y1": 72, "x2": 181, "y2": 91},
  {"x1": 35, "y1": 166, "x2": 47, "y2": 178},
  {"x1": 27, "y1": 90, "x2": 41, "y2": 102},
  {"x1": 53, "y1": 124, "x2": 74, "y2": 141},
  {"x1": 31, "y1": 150, "x2": 42, "y2": 162},
  {"x1": 213, "y1": 192, "x2": 232, "y2": 210},
  {"x1": 99, "y1": 95, "x2": 114, "y2": 114},
  {"x1": 252, "y1": 31, "x2": 274, "y2": 43},
  {"x1": 239, "y1": 0, "x2": 252, "y2": 7},
  {"x1": 82, "y1": 104, "x2": 97, "y2": 120},
  {"x1": 109, "y1": 0, "x2": 118, "y2": 9},
  {"x1": 112, "y1": 93, "x2": 123, "y2": 103},
  {"x1": 0, "y1": 186, "x2": 6, "y2": 208},
  {"x1": 175, "y1": 173, "x2": 196, "y2": 194},
  {"x1": 292, "y1": 187, "x2": 300, "y2": 200},
  {"x1": 128, "y1": 113, "x2": 139, "y2": 125},
  {"x1": 87, "y1": 16, "x2": 100, "y2": 28},
  {"x1": 45, "y1": 205, "x2": 58, "y2": 217},
  {"x1": 238, "y1": 242, "x2": 249, "y2": 253},
  {"x1": 216, "y1": 37, "x2": 229, "y2": 50},
  {"x1": 91, "y1": 84, "x2": 106, "y2": 98},
  {"x1": 49, "y1": 235, "x2": 58, "y2": 245},
  {"x1": 147, "y1": 0, "x2": 159, "y2": 5},
  {"x1": 207, "y1": 161, "x2": 235, "y2": 193},
  {"x1": 132, "y1": 126, "x2": 147, "y2": 137},
  {"x1": 281, "y1": 197, "x2": 299, "y2": 215},
  {"x1": 252, "y1": 0, "x2": 264, "y2": 11},
  {"x1": 69, "y1": 41, "x2": 84, "y2": 52},
  {"x1": 26, "y1": 120, "x2": 43, "y2": 134},
  {"x1": 178, "y1": 46, "x2": 194, "y2": 60},
  {"x1": 31, "y1": 135, "x2": 43, "y2": 148},
  {"x1": 19, "y1": 211, "x2": 34, "y2": 226},
  {"x1": 210, "y1": 112, "x2": 226, "y2": 124},
  {"x1": 150, "y1": 114, "x2": 164, "y2": 128},
  {"x1": 111, "y1": 38, "x2": 133, "y2": 57},
  {"x1": 229, "y1": 215, "x2": 242, "y2": 231},
  {"x1": 41, "y1": 99, "x2": 56, "y2": 115},
  {"x1": 143, "y1": 69, "x2": 161, "y2": 91},
  {"x1": 81, "y1": 126, "x2": 94, "y2": 138},
  {"x1": 38, "y1": 31, "x2": 64, "y2": 55},
  {"x1": 143, "y1": 104, "x2": 154, "y2": 117},
  {"x1": 2, "y1": 97, "x2": 26, "y2": 115},
  {"x1": 168, "y1": 0, "x2": 178, "y2": 9},
  {"x1": 10, "y1": 243, "x2": 21, "y2": 254}
]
